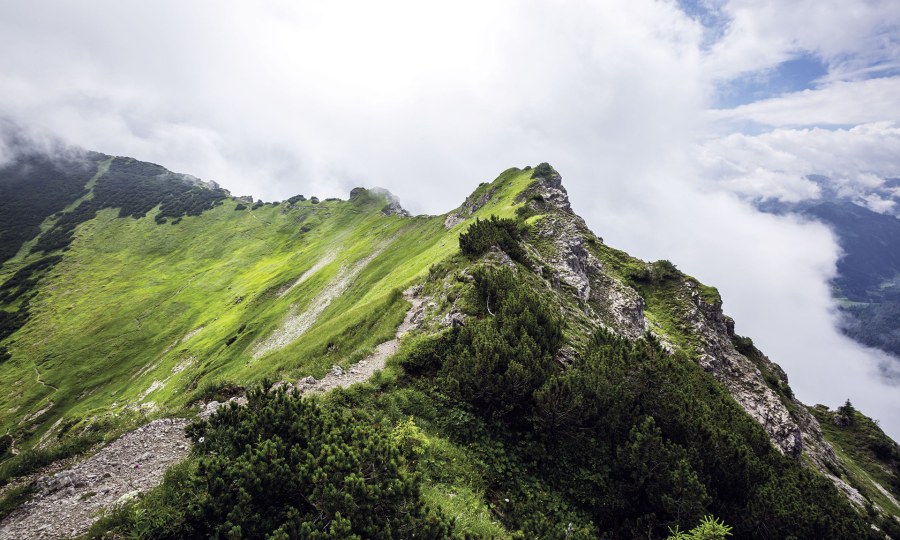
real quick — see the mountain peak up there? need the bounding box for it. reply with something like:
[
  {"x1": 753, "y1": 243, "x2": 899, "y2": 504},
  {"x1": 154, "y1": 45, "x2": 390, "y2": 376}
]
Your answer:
[
  {"x1": 349, "y1": 186, "x2": 410, "y2": 216},
  {"x1": 523, "y1": 162, "x2": 573, "y2": 214}
]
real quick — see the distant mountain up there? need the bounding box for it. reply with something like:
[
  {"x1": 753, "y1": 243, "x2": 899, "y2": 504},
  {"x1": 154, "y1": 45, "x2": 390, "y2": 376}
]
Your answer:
[
  {"x1": 757, "y1": 176, "x2": 900, "y2": 370},
  {"x1": 800, "y1": 201, "x2": 900, "y2": 301},
  {"x1": 0, "y1": 152, "x2": 897, "y2": 537}
]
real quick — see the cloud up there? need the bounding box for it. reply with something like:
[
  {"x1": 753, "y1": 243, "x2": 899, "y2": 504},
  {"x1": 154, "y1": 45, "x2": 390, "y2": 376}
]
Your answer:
[
  {"x1": 1, "y1": 1, "x2": 898, "y2": 437},
  {"x1": 0, "y1": 1, "x2": 707, "y2": 210},
  {"x1": 702, "y1": 0, "x2": 900, "y2": 81},
  {"x1": 0, "y1": 119, "x2": 89, "y2": 166},
  {"x1": 710, "y1": 77, "x2": 900, "y2": 126},
  {"x1": 699, "y1": 122, "x2": 900, "y2": 205}
]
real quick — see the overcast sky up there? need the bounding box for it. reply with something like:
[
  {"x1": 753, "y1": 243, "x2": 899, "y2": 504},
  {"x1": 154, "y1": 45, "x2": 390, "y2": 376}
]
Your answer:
[{"x1": 1, "y1": 0, "x2": 898, "y2": 436}]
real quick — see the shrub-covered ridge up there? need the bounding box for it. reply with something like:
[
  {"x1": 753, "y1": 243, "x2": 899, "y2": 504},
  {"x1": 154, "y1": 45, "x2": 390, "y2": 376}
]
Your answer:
[{"x1": 0, "y1": 159, "x2": 896, "y2": 537}]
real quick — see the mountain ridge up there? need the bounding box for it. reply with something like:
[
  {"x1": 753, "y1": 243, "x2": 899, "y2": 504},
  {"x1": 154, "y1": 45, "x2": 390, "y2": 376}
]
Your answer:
[{"x1": 0, "y1": 151, "x2": 898, "y2": 537}]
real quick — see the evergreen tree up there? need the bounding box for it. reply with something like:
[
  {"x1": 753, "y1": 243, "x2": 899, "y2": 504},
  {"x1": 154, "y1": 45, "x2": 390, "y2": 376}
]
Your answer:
[{"x1": 122, "y1": 387, "x2": 450, "y2": 539}]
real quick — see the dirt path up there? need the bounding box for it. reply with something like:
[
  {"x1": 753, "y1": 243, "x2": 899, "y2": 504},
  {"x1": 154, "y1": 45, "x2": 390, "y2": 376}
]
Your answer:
[
  {"x1": 0, "y1": 419, "x2": 190, "y2": 540},
  {"x1": 32, "y1": 366, "x2": 58, "y2": 392},
  {"x1": 292, "y1": 286, "x2": 424, "y2": 395},
  {"x1": 0, "y1": 287, "x2": 425, "y2": 539}
]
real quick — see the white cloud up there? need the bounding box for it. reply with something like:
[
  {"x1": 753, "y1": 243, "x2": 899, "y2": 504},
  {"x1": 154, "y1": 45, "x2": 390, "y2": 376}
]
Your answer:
[
  {"x1": 700, "y1": 122, "x2": 900, "y2": 204},
  {"x1": 726, "y1": 169, "x2": 821, "y2": 202},
  {"x1": 703, "y1": 0, "x2": 900, "y2": 81},
  {"x1": 0, "y1": 119, "x2": 89, "y2": 166},
  {"x1": 1, "y1": 1, "x2": 705, "y2": 207},
  {"x1": 710, "y1": 77, "x2": 900, "y2": 126}
]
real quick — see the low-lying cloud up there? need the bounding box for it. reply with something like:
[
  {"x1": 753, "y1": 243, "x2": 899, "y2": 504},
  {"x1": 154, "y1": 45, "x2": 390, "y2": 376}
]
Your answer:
[{"x1": 700, "y1": 122, "x2": 900, "y2": 209}]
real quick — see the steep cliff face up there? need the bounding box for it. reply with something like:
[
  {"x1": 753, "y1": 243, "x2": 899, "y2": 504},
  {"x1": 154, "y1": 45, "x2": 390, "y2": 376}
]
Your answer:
[
  {"x1": 518, "y1": 168, "x2": 649, "y2": 343},
  {"x1": 685, "y1": 289, "x2": 848, "y2": 470},
  {"x1": 513, "y1": 164, "x2": 842, "y2": 473}
]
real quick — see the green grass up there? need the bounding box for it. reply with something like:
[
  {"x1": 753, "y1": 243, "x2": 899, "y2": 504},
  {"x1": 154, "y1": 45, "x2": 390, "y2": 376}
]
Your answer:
[
  {"x1": 638, "y1": 281, "x2": 703, "y2": 353},
  {"x1": 810, "y1": 406, "x2": 900, "y2": 516},
  {"x1": 0, "y1": 483, "x2": 34, "y2": 522},
  {"x1": 423, "y1": 483, "x2": 512, "y2": 539},
  {"x1": 692, "y1": 279, "x2": 722, "y2": 305},
  {"x1": 0, "y1": 168, "x2": 537, "y2": 462}
]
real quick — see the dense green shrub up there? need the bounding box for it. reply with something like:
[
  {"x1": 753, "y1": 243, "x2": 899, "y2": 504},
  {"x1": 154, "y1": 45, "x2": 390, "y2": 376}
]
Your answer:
[
  {"x1": 837, "y1": 399, "x2": 857, "y2": 425},
  {"x1": 121, "y1": 387, "x2": 450, "y2": 539},
  {"x1": 731, "y1": 334, "x2": 754, "y2": 356},
  {"x1": 529, "y1": 330, "x2": 876, "y2": 538},
  {"x1": 0, "y1": 152, "x2": 100, "y2": 266},
  {"x1": 530, "y1": 162, "x2": 555, "y2": 179},
  {"x1": 400, "y1": 266, "x2": 875, "y2": 538},
  {"x1": 515, "y1": 204, "x2": 539, "y2": 221},
  {"x1": 653, "y1": 259, "x2": 680, "y2": 281},
  {"x1": 667, "y1": 515, "x2": 732, "y2": 539},
  {"x1": 458, "y1": 215, "x2": 527, "y2": 263},
  {"x1": 403, "y1": 267, "x2": 562, "y2": 423}
]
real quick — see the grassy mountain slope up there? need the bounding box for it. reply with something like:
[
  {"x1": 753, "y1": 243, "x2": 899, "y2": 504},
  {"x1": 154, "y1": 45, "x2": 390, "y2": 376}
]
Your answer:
[
  {"x1": 0, "y1": 156, "x2": 898, "y2": 537},
  {"x1": 0, "y1": 161, "x2": 532, "y2": 453},
  {"x1": 0, "y1": 152, "x2": 103, "y2": 266}
]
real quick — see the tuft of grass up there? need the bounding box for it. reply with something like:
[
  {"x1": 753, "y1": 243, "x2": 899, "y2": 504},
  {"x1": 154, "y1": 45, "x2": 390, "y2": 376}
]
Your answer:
[
  {"x1": 0, "y1": 483, "x2": 34, "y2": 522},
  {"x1": 422, "y1": 483, "x2": 512, "y2": 539},
  {"x1": 695, "y1": 281, "x2": 722, "y2": 305},
  {"x1": 0, "y1": 431, "x2": 101, "y2": 488}
]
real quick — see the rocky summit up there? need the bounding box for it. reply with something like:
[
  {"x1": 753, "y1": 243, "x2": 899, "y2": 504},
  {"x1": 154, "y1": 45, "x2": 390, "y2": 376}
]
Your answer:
[{"x1": 0, "y1": 154, "x2": 898, "y2": 538}]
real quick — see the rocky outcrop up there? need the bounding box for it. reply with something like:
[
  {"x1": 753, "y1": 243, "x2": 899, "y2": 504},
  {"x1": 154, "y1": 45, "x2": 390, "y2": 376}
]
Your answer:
[
  {"x1": 443, "y1": 184, "x2": 499, "y2": 229},
  {"x1": 590, "y1": 272, "x2": 649, "y2": 340},
  {"x1": 524, "y1": 168, "x2": 649, "y2": 340},
  {"x1": 682, "y1": 280, "x2": 844, "y2": 471},
  {"x1": 524, "y1": 163, "x2": 573, "y2": 214},
  {"x1": 370, "y1": 187, "x2": 411, "y2": 217},
  {"x1": 522, "y1": 166, "x2": 841, "y2": 471},
  {"x1": 686, "y1": 285, "x2": 804, "y2": 456}
]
